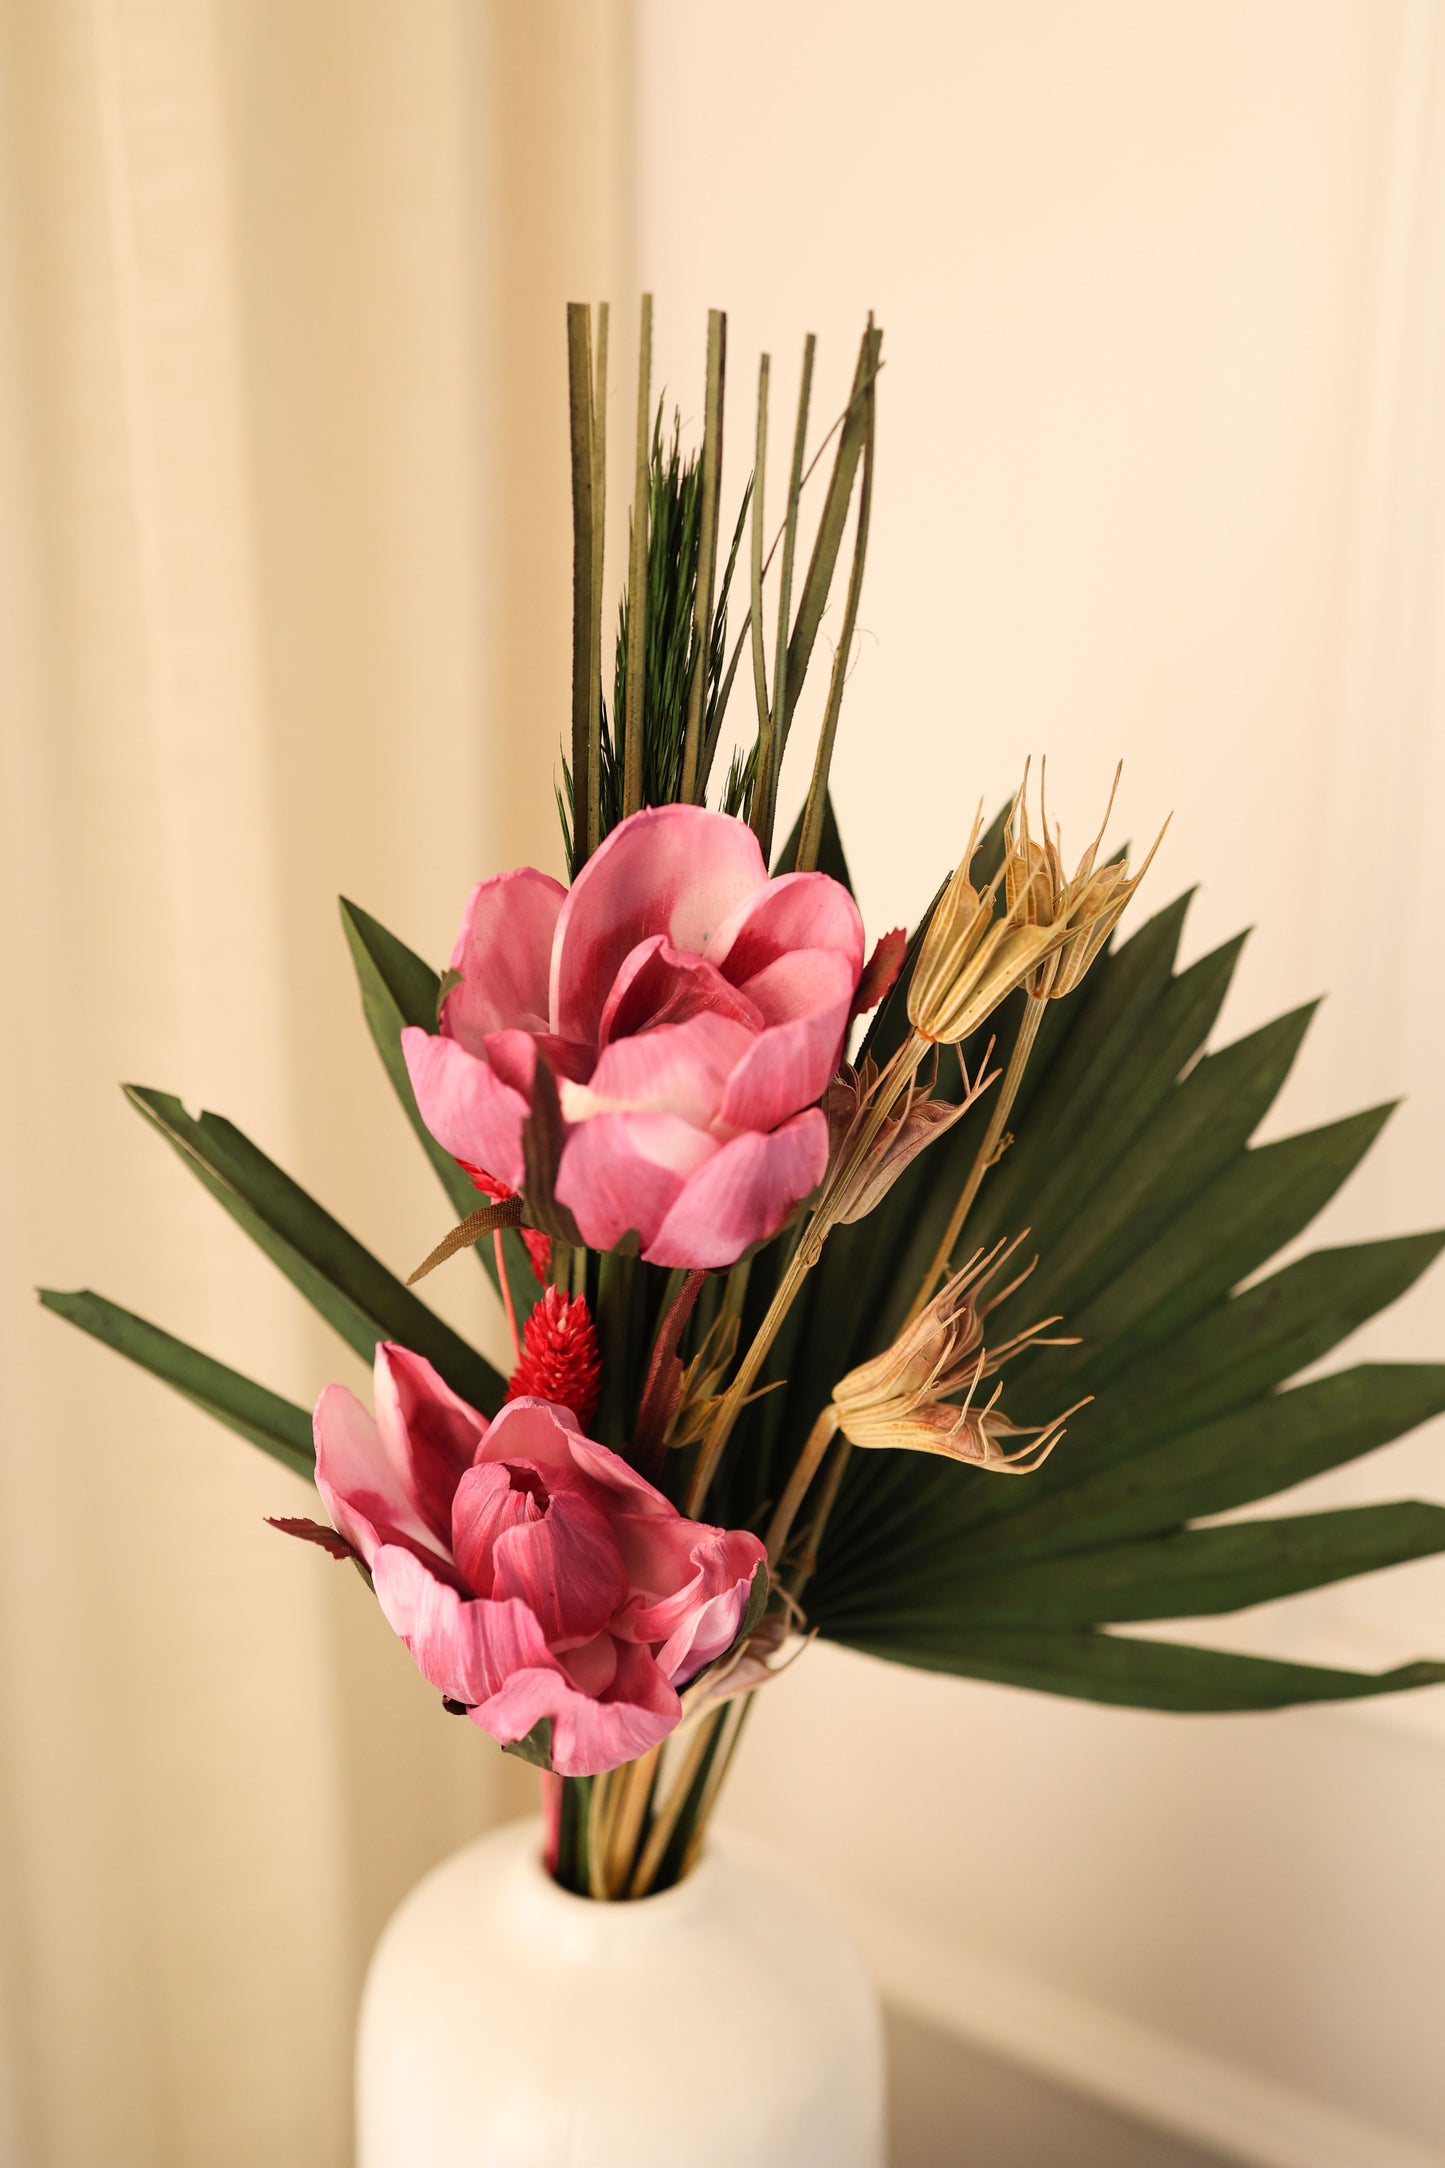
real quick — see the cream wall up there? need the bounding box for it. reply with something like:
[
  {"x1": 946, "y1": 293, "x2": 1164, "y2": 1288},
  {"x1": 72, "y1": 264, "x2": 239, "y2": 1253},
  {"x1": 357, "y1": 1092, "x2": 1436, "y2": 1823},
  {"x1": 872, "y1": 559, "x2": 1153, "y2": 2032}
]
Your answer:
[
  {"x1": 631, "y1": 3, "x2": 1445, "y2": 2163},
  {"x1": 2, "y1": 3, "x2": 1443, "y2": 2164}
]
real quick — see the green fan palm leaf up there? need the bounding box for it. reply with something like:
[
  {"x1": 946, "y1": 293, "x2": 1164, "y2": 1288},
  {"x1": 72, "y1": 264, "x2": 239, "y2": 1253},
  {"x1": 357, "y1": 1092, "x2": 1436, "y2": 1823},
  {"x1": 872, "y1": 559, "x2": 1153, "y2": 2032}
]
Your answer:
[
  {"x1": 801, "y1": 882, "x2": 1445, "y2": 1709},
  {"x1": 835, "y1": 1628, "x2": 1445, "y2": 1712}
]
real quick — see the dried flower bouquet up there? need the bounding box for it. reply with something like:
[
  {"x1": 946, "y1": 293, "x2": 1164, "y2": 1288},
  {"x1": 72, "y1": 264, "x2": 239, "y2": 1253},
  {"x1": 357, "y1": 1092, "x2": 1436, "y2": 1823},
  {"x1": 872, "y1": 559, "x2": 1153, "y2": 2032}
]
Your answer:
[{"x1": 44, "y1": 302, "x2": 1445, "y2": 1901}]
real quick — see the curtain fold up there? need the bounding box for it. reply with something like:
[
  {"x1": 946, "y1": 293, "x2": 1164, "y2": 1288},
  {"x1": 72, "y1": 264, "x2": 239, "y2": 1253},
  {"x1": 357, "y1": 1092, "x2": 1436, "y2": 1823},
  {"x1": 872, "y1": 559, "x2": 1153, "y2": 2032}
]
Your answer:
[{"x1": 0, "y1": 5, "x2": 628, "y2": 2160}]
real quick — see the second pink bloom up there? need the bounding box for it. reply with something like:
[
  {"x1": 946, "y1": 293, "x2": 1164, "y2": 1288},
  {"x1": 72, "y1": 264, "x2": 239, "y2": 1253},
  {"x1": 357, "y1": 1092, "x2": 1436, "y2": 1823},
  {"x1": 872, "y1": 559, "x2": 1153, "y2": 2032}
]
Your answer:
[{"x1": 316, "y1": 1344, "x2": 765, "y2": 1777}]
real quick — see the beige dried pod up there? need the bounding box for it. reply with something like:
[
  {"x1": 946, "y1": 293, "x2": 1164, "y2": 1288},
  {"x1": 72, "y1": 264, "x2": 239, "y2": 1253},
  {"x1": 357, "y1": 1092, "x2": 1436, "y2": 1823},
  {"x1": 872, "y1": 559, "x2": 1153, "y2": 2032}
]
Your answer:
[
  {"x1": 1005, "y1": 760, "x2": 1170, "y2": 1000},
  {"x1": 830, "y1": 1240, "x2": 1087, "y2": 1472},
  {"x1": 906, "y1": 808, "x2": 1061, "y2": 1044},
  {"x1": 822, "y1": 1049, "x2": 994, "y2": 1225},
  {"x1": 909, "y1": 768, "x2": 1167, "y2": 1039}
]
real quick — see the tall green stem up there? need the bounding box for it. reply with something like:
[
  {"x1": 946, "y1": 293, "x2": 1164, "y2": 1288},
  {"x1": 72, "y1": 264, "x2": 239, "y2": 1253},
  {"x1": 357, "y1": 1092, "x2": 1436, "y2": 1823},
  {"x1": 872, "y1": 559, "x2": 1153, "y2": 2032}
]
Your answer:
[
  {"x1": 566, "y1": 305, "x2": 597, "y2": 868},
  {"x1": 796, "y1": 329, "x2": 877, "y2": 874},
  {"x1": 554, "y1": 1774, "x2": 594, "y2": 1896},
  {"x1": 622, "y1": 295, "x2": 652, "y2": 818},
  {"x1": 682, "y1": 309, "x2": 726, "y2": 804},
  {"x1": 748, "y1": 356, "x2": 773, "y2": 852},
  {"x1": 596, "y1": 1249, "x2": 637, "y2": 1448}
]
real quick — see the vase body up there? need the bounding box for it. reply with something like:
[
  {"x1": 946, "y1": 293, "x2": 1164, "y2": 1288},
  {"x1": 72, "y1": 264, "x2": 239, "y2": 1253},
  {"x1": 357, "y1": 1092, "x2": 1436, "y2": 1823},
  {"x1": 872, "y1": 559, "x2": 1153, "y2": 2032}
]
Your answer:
[{"x1": 357, "y1": 1814, "x2": 885, "y2": 2168}]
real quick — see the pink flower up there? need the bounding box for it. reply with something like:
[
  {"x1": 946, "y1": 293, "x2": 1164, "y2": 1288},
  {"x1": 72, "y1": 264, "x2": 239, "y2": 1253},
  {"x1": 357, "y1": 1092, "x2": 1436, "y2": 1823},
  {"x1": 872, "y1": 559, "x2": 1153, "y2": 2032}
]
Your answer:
[
  {"x1": 401, "y1": 804, "x2": 865, "y2": 1269},
  {"x1": 313, "y1": 1343, "x2": 766, "y2": 1777}
]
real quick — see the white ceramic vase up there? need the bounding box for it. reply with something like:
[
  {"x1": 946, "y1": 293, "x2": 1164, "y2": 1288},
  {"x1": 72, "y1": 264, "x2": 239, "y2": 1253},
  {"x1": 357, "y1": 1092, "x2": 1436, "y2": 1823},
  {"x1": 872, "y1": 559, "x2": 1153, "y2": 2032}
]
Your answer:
[{"x1": 357, "y1": 1815, "x2": 885, "y2": 2168}]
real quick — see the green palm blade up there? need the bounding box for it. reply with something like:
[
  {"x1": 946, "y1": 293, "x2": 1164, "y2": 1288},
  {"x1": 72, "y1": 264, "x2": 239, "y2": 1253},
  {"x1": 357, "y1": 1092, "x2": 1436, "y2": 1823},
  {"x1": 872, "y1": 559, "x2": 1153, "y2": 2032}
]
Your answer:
[
  {"x1": 340, "y1": 896, "x2": 482, "y2": 1225},
  {"x1": 340, "y1": 896, "x2": 539, "y2": 1321},
  {"x1": 123, "y1": 1086, "x2": 505, "y2": 1416},
  {"x1": 829, "y1": 1500, "x2": 1445, "y2": 1631},
  {"x1": 39, "y1": 910, "x2": 524, "y2": 1490},
  {"x1": 802, "y1": 881, "x2": 1445, "y2": 1709},
  {"x1": 37, "y1": 1289, "x2": 313, "y2": 1479},
  {"x1": 1064, "y1": 1235, "x2": 1445, "y2": 1458},
  {"x1": 836, "y1": 1628, "x2": 1445, "y2": 1712}
]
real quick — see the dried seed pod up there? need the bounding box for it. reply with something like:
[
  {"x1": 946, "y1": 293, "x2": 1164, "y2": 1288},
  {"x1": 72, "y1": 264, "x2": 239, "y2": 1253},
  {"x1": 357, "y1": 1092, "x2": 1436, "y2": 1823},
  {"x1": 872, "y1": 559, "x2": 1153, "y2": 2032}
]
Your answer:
[
  {"x1": 908, "y1": 768, "x2": 1167, "y2": 1038},
  {"x1": 822, "y1": 1049, "x2": 994, "y2": 1225},
  {"x1": 1004, "y1": 760, "x2": 1169, "y2": 1000},
  {"x1": 831, "y1": 1241, "x2": 1086, "y2": 1472},
  {"x1": 906, "y1": 808, "x2": 1060, "y2": 1043}
]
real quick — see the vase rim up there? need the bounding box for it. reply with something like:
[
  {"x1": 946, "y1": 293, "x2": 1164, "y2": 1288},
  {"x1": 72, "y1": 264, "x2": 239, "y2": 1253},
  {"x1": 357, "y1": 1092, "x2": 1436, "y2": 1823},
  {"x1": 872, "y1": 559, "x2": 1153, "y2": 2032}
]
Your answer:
[{"x1": 512, "y1": 1813, "x2": 724, "y2": 1917}]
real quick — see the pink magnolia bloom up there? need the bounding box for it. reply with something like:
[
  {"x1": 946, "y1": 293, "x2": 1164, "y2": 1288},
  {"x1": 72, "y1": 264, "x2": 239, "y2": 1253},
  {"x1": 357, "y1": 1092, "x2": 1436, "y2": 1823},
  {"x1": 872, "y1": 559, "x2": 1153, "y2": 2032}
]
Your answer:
[
  {"x1": 314, "y1": 1342, "x2": 765, "y2": 1777},
  {"x1": 401, "y1": 804, "x2": 865, "y2": 1269}
]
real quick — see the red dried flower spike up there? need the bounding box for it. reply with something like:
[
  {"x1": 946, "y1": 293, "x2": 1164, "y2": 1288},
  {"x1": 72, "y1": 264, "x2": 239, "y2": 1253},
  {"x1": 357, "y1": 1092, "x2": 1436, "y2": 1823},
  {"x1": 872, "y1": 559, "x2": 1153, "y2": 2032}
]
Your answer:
[
  {"x1": 457, "y1": 1159, "x2": 552, "y2": 1284},
  {"x1": 506, "y1": 1286, "x2": 602, "y2": 1431}
]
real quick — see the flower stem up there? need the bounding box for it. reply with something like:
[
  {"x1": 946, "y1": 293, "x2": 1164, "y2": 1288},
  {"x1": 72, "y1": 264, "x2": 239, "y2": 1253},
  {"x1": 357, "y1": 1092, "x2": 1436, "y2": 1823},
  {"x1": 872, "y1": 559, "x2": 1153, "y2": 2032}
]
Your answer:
[
  {"x1": 494, "y1": 1229, "x2": 521, "y2": 1358},
  {"x1": 764, "y1": 1404, "x2": 840, "y2": 1566},
  {"x1": 596, "y1": 1248, "x2": 637, "y2": 1448},
  {"x1": 686, "y1": 1034, "x2": 925, "y2": 1517},
  {"x1": 907, "y1": 994, "x2": 1046, "y2": 1325},
  {"x1": 622, "y1": 295, "x2": 652, "y2": 820},
  {"x1": 788, "y1": 1433, "x2": 854, "y2": 1608},
  {"x1": 748, "y1": 355, "x2": 774, "y2": 854},
  {"x1": 597, "y1": 1744, "x2": 661, "y2": 1898},
  {"x1": 554, "y1": 1774, "x2": 594, "y2": 1895},
  {"x1": 682, "y1": 310, "x2": 726, "y2": 804},
  {"x1": 680, "y1": 1693, "x2": 756, "y2": 1879},
  {"x1": 629, "y1": 1716, "x2": 722, "y2": 1897},
  {"x1": 684, "y1": 1237, "x2": 816, "y2": 1516},
  {"x1": 586, "y1": 1771, "x2": 610, "y2": 1900}
]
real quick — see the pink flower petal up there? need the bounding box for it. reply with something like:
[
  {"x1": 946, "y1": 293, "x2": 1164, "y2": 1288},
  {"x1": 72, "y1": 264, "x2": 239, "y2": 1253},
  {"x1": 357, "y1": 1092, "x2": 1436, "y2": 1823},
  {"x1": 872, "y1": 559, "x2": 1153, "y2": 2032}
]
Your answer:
[
  {"x1": 705, "y1": 869, "x2": 864, "y2": 989},
  {"x1": 559, "y1": 1631, "x2": 620, "y2": 1698},
  {"x1": 624, "y1": 1526, "x2": 767, "y2": 1683},
  {"x1": 371, "y1": 1542, "x2": 557, "y2": 1707},
  {"x1": 611, "y1": 1510, "x2": 715, "y2": 1603},
  {"x1": 443, "y1": 868, "x2": 566, "y2": 1049},
  {"x1": 450, "y1": 1458, "x2": 537, "y2": 1596},
  {"x1": 402, "y1": 1027, "x2": 532, "y2": 1192},
  {"x1": 313, "y1": 1382, "x2": 451, "y2": 1575},
  {"x1": 474, "y1": 1394, "x2": 586, "y2": 1475},
  {"x1": 717, "y1": 993, "x2": 854, "y2": 1138},
  {"x1": 559, "y1": 1011, "x2": 754, "y2": 1128},
  {"x1": 732, "y1": 947, "x2": 856, "y2": 1029},
  {"x1": 597, "y1": 936, "x2": 765, "y2": 1045},
  {"x1": 565, "y1": 1434, "x2": 678, "y2": 1517},
  {"x1": 551, "y1": 806, "x2": 766, "y2": 1044},
  {"x1": 480, "y1": 1026, "x2": 545, "y2": 1100},
  {"x1": 373, "y1": 1343, "x2": 490, "y2": 1550},
  {"x1": 491, "y1": 1491, "x2": 630, "y2": 1645},
  {"x1": 471, "y1": 1639, "x2": 682, "y2": 1777},
  {"x1": 554, "y1": 1110, "x2": 717, "y2": 1255},
  {"x1": 643, "y1": 1109, "x2": 828, "y2": 1267}
]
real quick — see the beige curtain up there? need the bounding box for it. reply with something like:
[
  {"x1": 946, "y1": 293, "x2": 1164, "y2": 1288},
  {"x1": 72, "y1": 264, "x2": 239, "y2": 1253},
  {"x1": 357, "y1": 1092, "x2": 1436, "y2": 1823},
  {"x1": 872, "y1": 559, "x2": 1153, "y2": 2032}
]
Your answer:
[
  {"x1": 0, "y1": 6, "x2": 629, "y2": 2161},
  {"x1": 7, "y1": 4, "x2": 1445, "y2": 2164}
]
